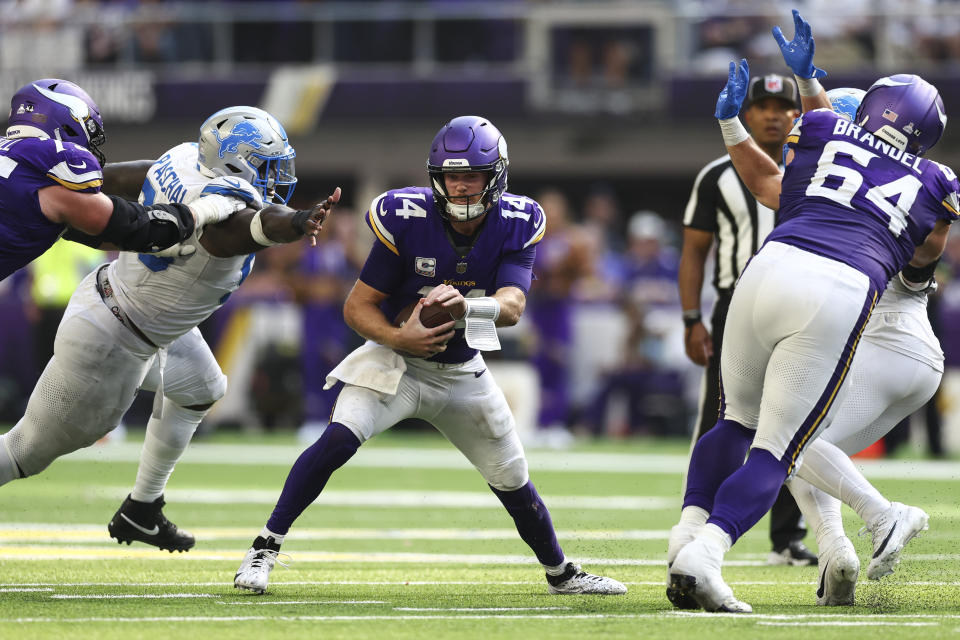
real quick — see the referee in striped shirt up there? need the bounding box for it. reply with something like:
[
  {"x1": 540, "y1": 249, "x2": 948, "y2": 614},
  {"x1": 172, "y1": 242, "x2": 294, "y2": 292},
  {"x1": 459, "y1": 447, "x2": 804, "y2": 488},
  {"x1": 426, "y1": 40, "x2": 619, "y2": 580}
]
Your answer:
[{"x1": 678, "y1": 73, "x2": 817, "y2": 566}]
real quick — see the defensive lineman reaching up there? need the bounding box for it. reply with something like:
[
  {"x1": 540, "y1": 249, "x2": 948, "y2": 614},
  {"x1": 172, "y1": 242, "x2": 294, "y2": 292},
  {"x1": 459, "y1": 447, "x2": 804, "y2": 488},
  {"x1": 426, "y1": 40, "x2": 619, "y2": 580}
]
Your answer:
[
  {"x1": 0, "y1": 107, "x2": 339, "y2": 536},
  {"x1": 0, "y1": 78, "x2": 239, "y2": 280},
  {"x1": 667, "y1": 12, "x2": 956, "y2": 612},
  {"x1": 234, "y1": 116, "x2": 626, "y2": 596}
]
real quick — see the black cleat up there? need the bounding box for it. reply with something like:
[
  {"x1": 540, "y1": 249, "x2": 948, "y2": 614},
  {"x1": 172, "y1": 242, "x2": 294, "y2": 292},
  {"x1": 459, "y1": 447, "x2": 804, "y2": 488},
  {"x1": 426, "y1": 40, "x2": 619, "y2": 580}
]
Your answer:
[{"x1": 108, "y1": 494, "x2": 195, "y2": 552}]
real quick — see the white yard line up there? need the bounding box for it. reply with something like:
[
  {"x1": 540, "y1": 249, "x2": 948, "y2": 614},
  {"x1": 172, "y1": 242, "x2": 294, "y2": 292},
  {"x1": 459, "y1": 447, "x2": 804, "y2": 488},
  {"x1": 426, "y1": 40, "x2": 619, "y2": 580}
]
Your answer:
[
  {"x1": 0, "y1": 524, "x2": 670, "y2": 542},
  {"x1": 50, "y1": 593, "x2": 219, "y2": 599},
  {"x1": 394, "y1": 607, "x2": 571, "y2": 611},
  {"x1": 62, "y1": 443, "x2": 960, "y2": 480},
  {"x1": 218, "y1": 601, "x2": 386, "y2": 606}
]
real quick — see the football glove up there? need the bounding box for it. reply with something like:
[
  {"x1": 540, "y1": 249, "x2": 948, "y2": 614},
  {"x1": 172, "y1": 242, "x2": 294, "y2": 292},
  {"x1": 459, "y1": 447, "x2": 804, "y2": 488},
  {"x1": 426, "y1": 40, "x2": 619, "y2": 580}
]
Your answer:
[
  {"x1": 773, "y1": 9, "x2": 827, "y2": 80},
  {"x1": 715, "y1": 59, "x2": 749, "y2": 120}
]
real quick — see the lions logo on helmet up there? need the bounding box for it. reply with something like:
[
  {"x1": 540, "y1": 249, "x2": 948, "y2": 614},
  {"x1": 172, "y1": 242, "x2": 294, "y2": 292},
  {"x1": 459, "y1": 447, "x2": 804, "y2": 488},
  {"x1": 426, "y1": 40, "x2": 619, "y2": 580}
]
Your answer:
[{"x1": 197, "y1": 106, "x2": 297, "y2": 205}]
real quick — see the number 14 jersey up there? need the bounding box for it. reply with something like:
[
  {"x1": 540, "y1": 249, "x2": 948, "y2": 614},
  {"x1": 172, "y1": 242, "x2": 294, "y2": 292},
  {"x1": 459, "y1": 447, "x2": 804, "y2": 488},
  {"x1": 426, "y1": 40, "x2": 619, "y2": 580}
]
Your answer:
[{"x1": 769, "y1": 108, "x2": 959, "y2": 289}]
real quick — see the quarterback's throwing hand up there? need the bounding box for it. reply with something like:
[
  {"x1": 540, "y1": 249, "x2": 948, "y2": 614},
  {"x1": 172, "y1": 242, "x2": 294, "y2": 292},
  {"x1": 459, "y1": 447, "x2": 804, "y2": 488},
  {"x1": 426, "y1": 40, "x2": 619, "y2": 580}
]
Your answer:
[
  {"x1": 716, "y1": 59, "x2": 749, "y2": 120},
  {"x1": 772, "y1": 9, "x2": 827, "y2": 80}
]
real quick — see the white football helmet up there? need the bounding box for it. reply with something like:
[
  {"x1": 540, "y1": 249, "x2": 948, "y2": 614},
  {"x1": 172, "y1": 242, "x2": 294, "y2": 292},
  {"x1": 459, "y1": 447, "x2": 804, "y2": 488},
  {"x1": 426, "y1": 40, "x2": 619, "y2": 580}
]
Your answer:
[{"x1": 197, "y1": 106, "x2": 297, "y2": 204}]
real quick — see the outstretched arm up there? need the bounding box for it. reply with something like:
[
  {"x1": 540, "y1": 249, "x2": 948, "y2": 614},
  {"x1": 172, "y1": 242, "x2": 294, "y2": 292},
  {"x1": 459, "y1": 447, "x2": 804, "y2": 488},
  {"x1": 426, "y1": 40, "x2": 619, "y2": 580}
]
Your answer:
[
  {"x1": 716, "y1": 59, "x2": 784, "y2": 210},
  {"x1": 200, "y1": 187, "x2": 341, "y2": 257},
  {"x1": 102, "y1": 160, "x2": 154, "y2": 200},
  {"x1": 773, "y1": 9, "x2": 830, "y2": 112}
]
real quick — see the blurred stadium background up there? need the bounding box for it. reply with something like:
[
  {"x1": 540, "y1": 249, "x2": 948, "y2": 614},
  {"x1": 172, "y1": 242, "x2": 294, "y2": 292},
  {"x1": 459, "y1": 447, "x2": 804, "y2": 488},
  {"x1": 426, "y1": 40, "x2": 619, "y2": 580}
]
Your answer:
[{"x1": 3, "y1": 0, "x2": 960, "y2": 456}]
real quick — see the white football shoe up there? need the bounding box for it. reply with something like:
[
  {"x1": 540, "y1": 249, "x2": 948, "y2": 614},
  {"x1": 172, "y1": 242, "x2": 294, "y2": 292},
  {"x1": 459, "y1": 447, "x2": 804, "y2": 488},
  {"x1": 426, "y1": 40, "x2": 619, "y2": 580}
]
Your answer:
[
  {"x1": 234, "y1": 540, "x2": 288, "y2": 594},
  {"x1": 668, "y1": 534, "x2": 752, "y2": 613},
  {"x1": 666, "y1": 522, "x2": 703, "y2": 609},
  {"x1": 816, "y1": 536, "x2": 860, "y2": 606},
  {"x1": 546, "y1": 562, "x2": 627, "y2": 595},
  {"x1": 862, "y1": 502, "x2": 929, "y2": 580}
]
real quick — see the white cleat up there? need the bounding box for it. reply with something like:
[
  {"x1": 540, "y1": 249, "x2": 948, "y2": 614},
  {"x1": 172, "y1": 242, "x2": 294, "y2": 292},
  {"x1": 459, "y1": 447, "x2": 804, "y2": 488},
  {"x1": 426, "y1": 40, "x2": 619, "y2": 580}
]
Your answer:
[
  {"x1": 666, "y1": 522, "x2": 702, "y2": 609},
  {"x1": 546, "y1": 562, "x2": 627, "y2": 595},
  {"x1": 668, "y1": 536, "x2": 752, "y2": 613},
  {"x1": 816, "y1": 536, "x2": 860, "y2": 606},
  {"x1": 862, "y1": 502, "x2": 929, "y2": 580},
  {"x1": 234, "y1": 546, "x2": 287, "y2": 594}
]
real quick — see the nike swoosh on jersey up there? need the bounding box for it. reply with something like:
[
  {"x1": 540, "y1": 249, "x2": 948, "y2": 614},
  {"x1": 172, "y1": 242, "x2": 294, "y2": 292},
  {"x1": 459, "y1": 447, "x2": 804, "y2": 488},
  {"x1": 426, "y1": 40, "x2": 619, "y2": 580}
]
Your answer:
[
  {"x1": 474, "y1": 369, "x2": 486, "y2": 378},
  {"x1": 67, "y1": 161, "x2": 87, "y2": 170},
  {"x1": 120, "y1": 513, "x2": 160, "y2": 536}
]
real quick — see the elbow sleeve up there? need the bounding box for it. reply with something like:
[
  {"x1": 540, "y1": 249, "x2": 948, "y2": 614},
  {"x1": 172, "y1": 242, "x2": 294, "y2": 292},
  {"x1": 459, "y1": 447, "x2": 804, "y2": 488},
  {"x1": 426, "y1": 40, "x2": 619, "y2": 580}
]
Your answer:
[{"x1": 97, "y1": 195, "x2": 196, "y2": 253}]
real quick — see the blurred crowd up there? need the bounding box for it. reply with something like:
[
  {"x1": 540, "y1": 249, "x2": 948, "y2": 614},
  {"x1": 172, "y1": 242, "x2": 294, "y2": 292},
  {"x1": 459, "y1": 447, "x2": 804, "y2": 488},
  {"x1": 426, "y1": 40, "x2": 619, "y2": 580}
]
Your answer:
[{"x1": 2, "y1": 0, "x2": 959, "y2": 73}]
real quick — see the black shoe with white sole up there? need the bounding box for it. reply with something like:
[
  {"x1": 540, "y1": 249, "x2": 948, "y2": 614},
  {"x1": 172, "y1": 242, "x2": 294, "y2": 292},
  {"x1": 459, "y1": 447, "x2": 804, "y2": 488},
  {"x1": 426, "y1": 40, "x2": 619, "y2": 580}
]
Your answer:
[{"x1": 107, "y1": 494, "x2": 195, "y2": 552}]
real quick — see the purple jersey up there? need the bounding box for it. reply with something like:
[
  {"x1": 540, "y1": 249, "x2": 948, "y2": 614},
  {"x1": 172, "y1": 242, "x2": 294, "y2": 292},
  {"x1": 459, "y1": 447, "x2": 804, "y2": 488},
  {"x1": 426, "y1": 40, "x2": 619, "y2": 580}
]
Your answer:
[
  {"x1": 0, "y1": 135, "x2": 103, "y2": 281},
  {"x1": 768, "y1": 108, "x2": 959, "y2": 288},
  {"x1": 360, "y1": 186, "x2": 545, "y2": 364}
]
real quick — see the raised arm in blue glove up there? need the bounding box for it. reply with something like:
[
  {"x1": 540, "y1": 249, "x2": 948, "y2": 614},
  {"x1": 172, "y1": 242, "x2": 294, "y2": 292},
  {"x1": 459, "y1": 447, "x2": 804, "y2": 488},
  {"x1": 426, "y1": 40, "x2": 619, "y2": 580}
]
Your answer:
[
  {"x1": 716, "y1": 58, "x2": 749, "y2": 120},
  {"x1": 772, "y1": 9, "x2": 827, "y2": 79}
]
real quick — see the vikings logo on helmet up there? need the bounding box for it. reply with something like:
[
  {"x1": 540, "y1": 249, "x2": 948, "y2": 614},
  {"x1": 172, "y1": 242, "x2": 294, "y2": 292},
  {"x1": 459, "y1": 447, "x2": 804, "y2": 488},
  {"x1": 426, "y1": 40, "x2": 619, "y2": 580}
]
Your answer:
[{"x1": 213, "y1": 121, "x2": 263, "y2": 159}]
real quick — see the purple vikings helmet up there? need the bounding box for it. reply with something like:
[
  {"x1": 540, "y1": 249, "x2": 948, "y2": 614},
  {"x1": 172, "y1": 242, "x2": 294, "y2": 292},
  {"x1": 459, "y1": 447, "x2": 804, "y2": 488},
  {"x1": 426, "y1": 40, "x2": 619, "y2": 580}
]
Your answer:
[
  {"x1": 427, "y1": 115, "x2": 508, "y2": 222},
  {"x1": 7, "y1": 78, "x2": 106, "y2": 165},
  {"x1": 855, "y1": 74, "x2": 946, "y2": 156}
]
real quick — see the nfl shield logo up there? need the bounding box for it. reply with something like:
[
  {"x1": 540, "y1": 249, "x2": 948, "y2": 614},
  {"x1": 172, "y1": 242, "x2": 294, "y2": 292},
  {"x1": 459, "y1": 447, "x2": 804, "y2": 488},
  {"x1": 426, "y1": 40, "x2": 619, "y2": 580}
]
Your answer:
[
  {"x1": 456, "y1": 261, "x2": 467, "y2": 274},
  {"x1": 764, "y1": 75, "x2": 783, "y2": 93},
  {"x1": 415, "y1": 257, "x2": 436, "y2": 278}
]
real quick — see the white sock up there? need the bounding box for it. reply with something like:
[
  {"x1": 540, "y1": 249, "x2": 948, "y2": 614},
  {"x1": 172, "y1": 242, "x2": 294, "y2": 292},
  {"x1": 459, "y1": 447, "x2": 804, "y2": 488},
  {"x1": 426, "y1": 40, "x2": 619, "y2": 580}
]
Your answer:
[
  {"x1": 786, "y1": 476, "x2": 844, "y2": 553},
  {"x1": 679, "y1": 505, "x2": 709, "y2": 527},
  {"x1": 260, "y1": 527, "x2": 285, "y2": 546},
  {"x1": 700, "y1": 523, "x2": 732, "y2": 552},
  {"x1": 797, "y1": 438, "x2": 891, "y2": 527},
  {"x1": 130, "y1": 399, "x2": 206, "y2": 503},
  {"x1": 0, "y1": 434, "x2": 22, "y2": 487}
]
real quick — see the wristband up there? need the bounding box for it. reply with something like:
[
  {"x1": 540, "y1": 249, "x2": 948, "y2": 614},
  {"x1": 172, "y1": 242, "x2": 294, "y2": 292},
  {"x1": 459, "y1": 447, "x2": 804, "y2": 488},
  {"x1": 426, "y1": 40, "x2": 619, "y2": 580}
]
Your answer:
[
  {"x1": 718, "y1": 117, "x2": 749, "y2": 147},
  {"x1": 901, "y1": 259, "x2": 938, "y2": 285},
  {"x1": 795, "y1": 76, "x2": 823, "y2": 98},
  {"x1": 250, "y1": 209, "x2": 281, "y2": 246},
  {"x1": 682, "y1": 310, "x2": 702, "y2": 329}
]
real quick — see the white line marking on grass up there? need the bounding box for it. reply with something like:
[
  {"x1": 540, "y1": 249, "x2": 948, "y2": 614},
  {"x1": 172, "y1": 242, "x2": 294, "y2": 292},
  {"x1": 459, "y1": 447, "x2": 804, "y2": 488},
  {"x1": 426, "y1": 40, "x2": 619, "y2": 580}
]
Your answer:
[
  {"x1": 395, "y1": 607, "x2": 571, "y2": 612},
  {"x1": 0, "y1": 546, "x2": 765, "y2": 566},
  {"x1": 218, "y1": 601, "x2": 386, "y2": 606},
  {"x1": 0, "y1": 588, "x2": 53, "y2": 592},
  {"x1": 0, "y1": 524, "x2": 670, "y2": 542},
  {"x1": 6, "y1": 614, "x2": 655, "y2": 623},
  {"x1": 670, "y1": 612, "x2": 960, "y2": 620},
  {"x1": 62, "y1": 443, "x2": 960, "y2": 479},
  {"x1": 49, "y1": 593, "x2": 220, "y2": 600}
]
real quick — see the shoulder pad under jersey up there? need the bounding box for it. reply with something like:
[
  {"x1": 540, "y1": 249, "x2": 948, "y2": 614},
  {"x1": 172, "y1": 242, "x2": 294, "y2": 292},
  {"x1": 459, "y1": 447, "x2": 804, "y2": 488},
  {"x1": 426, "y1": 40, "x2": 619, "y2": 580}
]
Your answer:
[
  {"x1": 497, "y1": 192, "x2": 546, "y2": 251},
  {"x1": 35, "y1": 138, "x2": 103, "y2": 193},
  {"x1": 200, "y1": 175, "x2": 264, "y2": 210}
]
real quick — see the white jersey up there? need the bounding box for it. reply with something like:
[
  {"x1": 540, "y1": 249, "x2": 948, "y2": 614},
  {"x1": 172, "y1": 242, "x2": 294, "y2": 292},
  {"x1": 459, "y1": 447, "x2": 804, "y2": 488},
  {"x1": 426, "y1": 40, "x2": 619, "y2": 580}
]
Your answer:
[
  {"x1": 861, "y1": 276, "x2": 944, "y2": 373},
  {"x1": 107, "y1": 142, "x2": 263, "y2": 346}
]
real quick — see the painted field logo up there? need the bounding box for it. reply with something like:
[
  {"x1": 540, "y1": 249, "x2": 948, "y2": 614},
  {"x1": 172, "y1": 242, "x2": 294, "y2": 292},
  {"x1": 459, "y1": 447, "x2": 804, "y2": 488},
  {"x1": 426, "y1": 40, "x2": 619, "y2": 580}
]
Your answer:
[
  {"x1": 214, "y1": 122, "x2": 263, "y2": 158},
  {"x1": 415, "y1": 257, "x2": 436, "y2": 277}
]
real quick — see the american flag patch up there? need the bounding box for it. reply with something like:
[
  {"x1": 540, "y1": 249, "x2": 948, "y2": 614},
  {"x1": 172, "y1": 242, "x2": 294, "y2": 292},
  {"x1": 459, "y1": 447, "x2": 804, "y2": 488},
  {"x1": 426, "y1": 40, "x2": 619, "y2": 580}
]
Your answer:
[
  {"x1": 764, "y1": 75, "x2": 783, "y2": 93},
  {"x1": 882, "y1": 109, "x2": 898, "y2": 122}
]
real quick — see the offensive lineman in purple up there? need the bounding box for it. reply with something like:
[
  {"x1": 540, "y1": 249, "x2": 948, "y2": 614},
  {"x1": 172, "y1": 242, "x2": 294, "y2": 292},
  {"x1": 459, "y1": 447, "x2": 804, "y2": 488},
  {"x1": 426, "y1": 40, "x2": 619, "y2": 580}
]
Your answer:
[
  {"x1": 0, "y1": 79, "x2": 200, "y2": 281},
  {"x1": 360, "y1": 183, "x2": 542, "y2": 364},
  {"x1": 769, "y1": 108, "x2": 959, "y2": 288}
]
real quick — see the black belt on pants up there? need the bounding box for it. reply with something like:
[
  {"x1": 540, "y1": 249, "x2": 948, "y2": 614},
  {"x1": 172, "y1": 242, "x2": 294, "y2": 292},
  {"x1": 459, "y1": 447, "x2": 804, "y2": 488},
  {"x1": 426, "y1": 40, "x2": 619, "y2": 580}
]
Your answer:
[{"x1": 94, "y1": 265, "x2": 159, "y2": 349}]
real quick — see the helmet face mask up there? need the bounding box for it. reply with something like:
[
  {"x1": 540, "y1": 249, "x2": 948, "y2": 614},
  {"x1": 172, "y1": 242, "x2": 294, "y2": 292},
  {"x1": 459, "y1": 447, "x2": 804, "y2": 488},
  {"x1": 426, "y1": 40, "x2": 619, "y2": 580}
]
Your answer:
[
  {"x1": 6, "y1": 78, "x2": 106, "y2": 165},
  {"x1": 427, "y1": 116, "x2": 508, "y2": 222},
  {"x1": 855, "y1": 74, "x2": 946, "y2": 157},
  {"x1": 197, "y1": 106, "x2": 297, "y2": 205}
]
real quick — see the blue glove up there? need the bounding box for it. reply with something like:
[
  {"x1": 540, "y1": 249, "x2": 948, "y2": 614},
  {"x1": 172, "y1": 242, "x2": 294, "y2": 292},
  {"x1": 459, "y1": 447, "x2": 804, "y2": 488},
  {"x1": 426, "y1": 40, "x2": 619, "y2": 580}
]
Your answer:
[
  {"x1": 715, "y1": 59, "x2": 749, "y2": 120},
  {"x1": 772, "y1": 9, "x2": 827, "y2": 79}
]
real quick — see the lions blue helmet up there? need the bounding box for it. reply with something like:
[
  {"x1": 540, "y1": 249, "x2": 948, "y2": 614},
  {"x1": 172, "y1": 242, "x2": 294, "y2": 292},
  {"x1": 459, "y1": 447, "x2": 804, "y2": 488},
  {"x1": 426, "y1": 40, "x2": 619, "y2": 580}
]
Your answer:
[{"x1": 197, "y1": 106, "x2": 297, "y2": 205}]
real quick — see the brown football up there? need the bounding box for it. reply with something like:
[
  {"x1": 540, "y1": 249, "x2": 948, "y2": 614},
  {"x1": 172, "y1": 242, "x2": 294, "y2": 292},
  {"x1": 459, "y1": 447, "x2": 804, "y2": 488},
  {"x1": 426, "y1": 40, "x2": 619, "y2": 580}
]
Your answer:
[{"x1": 394, "y1": 301, "x2": 456, "y2": 328}]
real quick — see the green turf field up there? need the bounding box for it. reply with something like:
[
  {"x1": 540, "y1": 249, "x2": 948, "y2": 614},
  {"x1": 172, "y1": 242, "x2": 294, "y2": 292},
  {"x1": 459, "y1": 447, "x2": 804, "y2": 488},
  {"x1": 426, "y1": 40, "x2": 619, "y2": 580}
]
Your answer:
[{"x1": 0, "y1": 431, "x2": 958, "y2": 639}]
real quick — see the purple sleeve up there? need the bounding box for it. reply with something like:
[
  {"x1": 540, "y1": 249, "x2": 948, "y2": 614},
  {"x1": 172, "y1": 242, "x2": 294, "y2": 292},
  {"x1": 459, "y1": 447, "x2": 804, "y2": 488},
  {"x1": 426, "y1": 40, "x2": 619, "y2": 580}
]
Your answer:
[
  {"x1": 358, "y1": 239, "x2": 405, "y2": 294},
  {"x1": 496, "y1": 245, "x2": 536, "y2": 294}
]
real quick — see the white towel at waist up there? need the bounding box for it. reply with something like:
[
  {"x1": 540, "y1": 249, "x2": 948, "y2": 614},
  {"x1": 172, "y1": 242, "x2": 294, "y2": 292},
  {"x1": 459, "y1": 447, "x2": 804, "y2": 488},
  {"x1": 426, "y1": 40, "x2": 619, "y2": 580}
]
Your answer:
[{"x1": 323, "y1": 341, "x2": 407, "y2": 395}]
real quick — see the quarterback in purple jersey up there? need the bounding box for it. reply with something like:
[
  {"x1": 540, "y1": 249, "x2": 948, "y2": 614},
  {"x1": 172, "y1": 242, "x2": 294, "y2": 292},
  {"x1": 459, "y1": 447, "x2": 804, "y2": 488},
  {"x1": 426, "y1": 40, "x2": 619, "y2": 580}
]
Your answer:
[
  {"x1": 667, "y1": 10, "x2": 956, "y2": 613},
  {"x1": 0, "y1": 78, "x2": 240, "y2": 281},
  {"x1": 234, "y1": 115, "x2": 625, "y2": 597}
]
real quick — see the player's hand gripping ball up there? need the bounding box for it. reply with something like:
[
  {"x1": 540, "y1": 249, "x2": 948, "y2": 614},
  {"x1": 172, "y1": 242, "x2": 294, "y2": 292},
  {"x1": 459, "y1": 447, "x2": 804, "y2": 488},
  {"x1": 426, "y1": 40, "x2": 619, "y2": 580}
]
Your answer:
[{"x1": 394, "y1": 300, "x2": 456, "y2": 328}]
